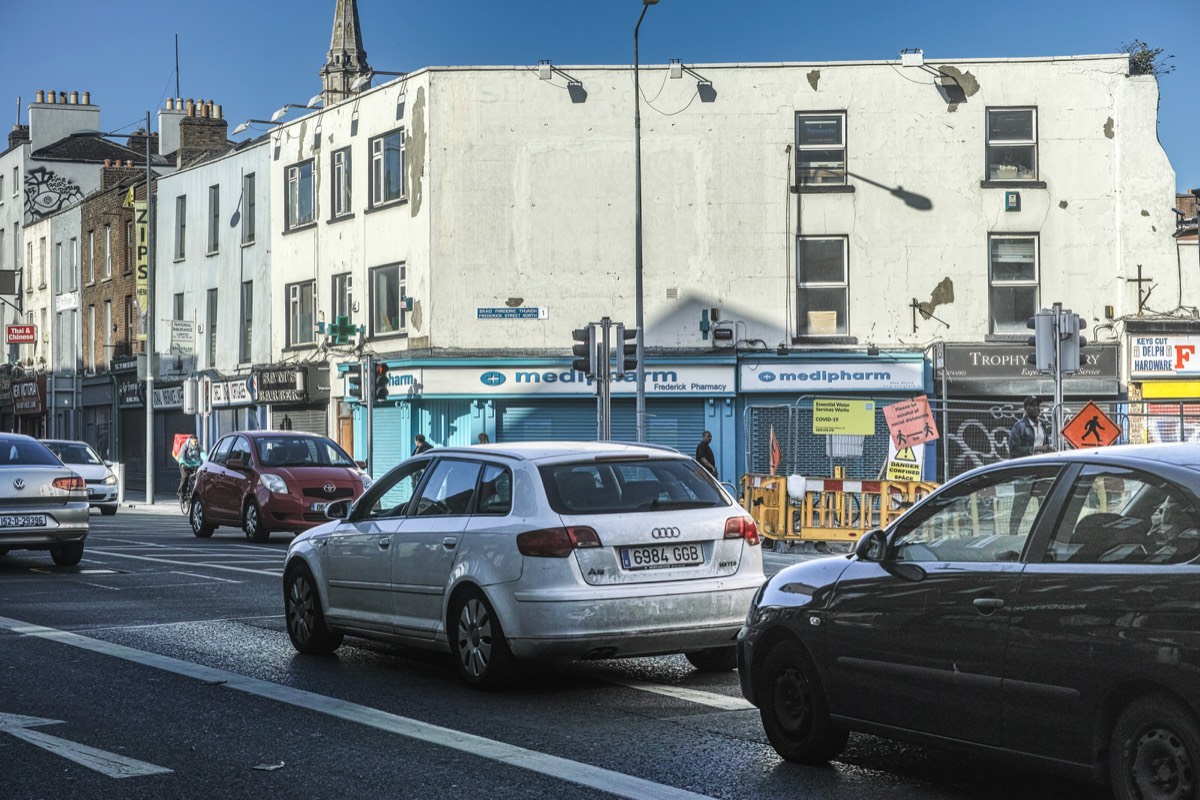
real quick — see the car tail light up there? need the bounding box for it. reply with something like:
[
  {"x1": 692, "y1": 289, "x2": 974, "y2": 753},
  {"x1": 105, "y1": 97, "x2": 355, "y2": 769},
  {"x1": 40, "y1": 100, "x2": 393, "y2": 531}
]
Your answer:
[
  {"x1": 724, "y1": 516, "x2": 760, "y2": 546},
  {"x1": 52, "y1": 476, "x2": 86, "y2": 492},
  {"x1": 516, "y1": 526, "x2": 602, "y2": 558}
]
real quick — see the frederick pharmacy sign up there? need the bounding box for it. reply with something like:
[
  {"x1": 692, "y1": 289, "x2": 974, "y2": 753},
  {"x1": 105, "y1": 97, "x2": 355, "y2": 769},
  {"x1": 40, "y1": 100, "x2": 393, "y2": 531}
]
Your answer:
[{"x1": 740, "y1": 360, "x2": 924, "y2": 393}]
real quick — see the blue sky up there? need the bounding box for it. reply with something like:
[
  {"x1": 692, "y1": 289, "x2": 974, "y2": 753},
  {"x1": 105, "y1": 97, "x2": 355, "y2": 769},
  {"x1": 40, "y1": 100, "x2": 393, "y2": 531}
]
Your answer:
[{"x1": 4, "y1": 0, "x2": 1196, "y2": 193}]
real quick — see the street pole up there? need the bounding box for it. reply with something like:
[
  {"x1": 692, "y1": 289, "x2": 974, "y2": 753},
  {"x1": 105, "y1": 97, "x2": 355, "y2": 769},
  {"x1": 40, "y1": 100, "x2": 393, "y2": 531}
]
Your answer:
[
  {"x1": 144, "y1": 111, "x2": 156, "y2": 503},
  {"x1": 1052, "y1": 301, "x2": 1064, "y2": 451},
  {"x1": 633, "y1": 0, "x2": 658, "y2": 443},
  {"x1": 364, "y1": 353, "x2": 373, "y2": 472}
]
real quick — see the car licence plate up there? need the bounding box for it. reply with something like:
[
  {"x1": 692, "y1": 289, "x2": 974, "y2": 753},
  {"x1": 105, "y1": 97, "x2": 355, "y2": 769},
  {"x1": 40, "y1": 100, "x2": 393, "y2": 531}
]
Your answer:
[
  {"x1": 620, "y1": 542, "x2": 703, "y2": 570},
  {"x1": 310, "y1": 502, "x2": 328, "y2": 512},
  {"x1": 0, "y1": 514, "x2": 47, "y2": 528}
]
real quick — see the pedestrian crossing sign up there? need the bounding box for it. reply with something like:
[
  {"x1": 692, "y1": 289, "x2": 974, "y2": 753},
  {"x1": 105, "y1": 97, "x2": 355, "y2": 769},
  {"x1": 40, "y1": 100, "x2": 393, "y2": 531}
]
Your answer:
[{"x1": 1062, "y1": 401, "x2": 1119, "y2": 449}]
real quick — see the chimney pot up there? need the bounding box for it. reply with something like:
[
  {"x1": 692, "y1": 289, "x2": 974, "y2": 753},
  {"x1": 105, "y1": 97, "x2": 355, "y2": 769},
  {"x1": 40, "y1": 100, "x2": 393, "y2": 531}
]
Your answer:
[
  {"x1": 35, "y1": 90, "x2": 44, "y2": 103},
  {"x1": 201, "y1": 102, "x2": 209, "y2": 118},
  {"x1": 214, "y1": 104, "x2": 222, "y2": 120},
  {"x1": 58, "y1": 91, "x2": 67, "y2": 104},
  {"x1": 165, "y1": 98, "x2": 173, "y2": 110},
  {"x1": 104, "y1": 159, "x2": 111, "y2": 168},
  {"x1": 70, "y1": 91, "x2": 78, "y2": 104},
  {"x1": 82, "y1": 91, "x2": 90, "y2": 105},
  {"x1": 47, "y1": 91, "x2": 56, "y2": 104},
  {"x1": 186, "y1": 99, "x2": 195, "y2": 117}
]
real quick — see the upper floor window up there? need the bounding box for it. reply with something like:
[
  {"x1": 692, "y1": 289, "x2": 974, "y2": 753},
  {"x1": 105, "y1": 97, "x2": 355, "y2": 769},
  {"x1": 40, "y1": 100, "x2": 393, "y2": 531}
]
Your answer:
[
  {"x1": 242, "y1": 173, "x2": 256, "y2": 245},
  {"x1": 796, "y1": 112, "x2": 846, "y2": 186},
  {"x1": 207, "y1": 185, "x2": 220, "y2": 254},
  {"x1": 332, "y1": 148, "x2": 352, "y2": 218},
  {"x1": 240, "y1": 280, "x2": 253, "y2": 363},
  {"x1": 287, "y1": 280, "x2": 316, "y2": 347},
  {"x1": 332, "y1": 272, "x2": 353, "y2": 321},
  {"x1": 174, "y1": 195, "x2": 187, "y2": 260},
  {"x1": 173, "y1": 293, "x2": 184, "y2": 320},
  {"x1": 123, "y1": 221, "x2": 133, "y2": 275},
  {"x1": 86, "y1": 230, "x2": 95, "y2": 284},
  {"x1": 286, "y1": 160, "x2": 315, "y2": 229},
  {"x1": 207, "y1": 288, "x2": 218, "y2": 366},
  {"x1": 38, "y1": 237, "x2": 46, "y2": 286},
  {"x1": 986, "y1": 107, "x2": 1038, "y2": 181},
  {"x1": 104, "y1": 224, "x2": 113, "y2": 279},
  {"x1": 797, "y1": 236, "x2": 848, "y2": 336},
  {"x1": 989, "y1": 234, "x2": 1039, "y2": 334},
  {"x1": 370, "y1": 130, "x2": 405, "y2": 207},
  {"x1": 68, "y1": 237, "x2": 77, "y2": 291},
  {"x1": 370, "y1": 263, "x2": 406, "y2": 336}
]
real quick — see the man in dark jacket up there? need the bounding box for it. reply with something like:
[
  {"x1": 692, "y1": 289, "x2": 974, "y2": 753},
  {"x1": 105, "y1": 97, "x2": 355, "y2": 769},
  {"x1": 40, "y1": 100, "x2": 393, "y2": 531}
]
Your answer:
[
  {"x1": 412, "y1": 434, "x2": 434, "y2": 455},
  {"x1": 1008, "y1": 396, "x2": 1053, "y2": 458},
  {"x1": 695, "y1": 431, "x2": 717, "y2": 478}
]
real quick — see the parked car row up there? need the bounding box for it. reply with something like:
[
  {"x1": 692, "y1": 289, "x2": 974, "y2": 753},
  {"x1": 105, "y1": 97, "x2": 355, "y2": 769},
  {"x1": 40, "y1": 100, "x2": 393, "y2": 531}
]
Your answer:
[{"x1": 0, "y1": 433, "x2": 90, "y2": 565}]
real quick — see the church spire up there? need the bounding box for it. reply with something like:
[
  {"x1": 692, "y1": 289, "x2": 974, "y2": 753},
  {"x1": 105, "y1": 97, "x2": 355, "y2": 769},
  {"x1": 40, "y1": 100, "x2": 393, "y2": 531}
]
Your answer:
[{"x1": 320, "y1": 0, "x2": 371, "y2": 106}]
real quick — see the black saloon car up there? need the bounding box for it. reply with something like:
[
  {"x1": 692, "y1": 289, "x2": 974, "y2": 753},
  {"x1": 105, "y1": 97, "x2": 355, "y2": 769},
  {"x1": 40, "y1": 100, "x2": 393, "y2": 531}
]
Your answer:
[{"x1": 739, "y1": 443, "x2": 1200, "y2": 800}]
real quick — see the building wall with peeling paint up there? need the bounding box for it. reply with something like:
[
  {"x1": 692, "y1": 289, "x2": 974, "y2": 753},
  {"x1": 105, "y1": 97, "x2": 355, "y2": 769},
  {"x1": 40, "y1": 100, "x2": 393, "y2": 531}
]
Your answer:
[{"x1": 265, "y1": 55, "x2": 1179, "y2": 366}]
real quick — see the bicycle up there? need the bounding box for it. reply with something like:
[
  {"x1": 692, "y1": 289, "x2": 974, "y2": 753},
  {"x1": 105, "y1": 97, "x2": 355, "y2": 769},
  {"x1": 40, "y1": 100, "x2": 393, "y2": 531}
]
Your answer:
[{"x1": 178, "y1": 469, "x2": 197, "y2": 515}]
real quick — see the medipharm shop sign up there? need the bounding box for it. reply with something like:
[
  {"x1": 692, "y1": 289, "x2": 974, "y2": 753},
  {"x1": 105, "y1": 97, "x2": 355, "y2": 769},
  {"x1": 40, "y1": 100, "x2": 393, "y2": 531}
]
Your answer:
[{"x1": 740, "y1": 361, "x2": 924, "y2": 393}]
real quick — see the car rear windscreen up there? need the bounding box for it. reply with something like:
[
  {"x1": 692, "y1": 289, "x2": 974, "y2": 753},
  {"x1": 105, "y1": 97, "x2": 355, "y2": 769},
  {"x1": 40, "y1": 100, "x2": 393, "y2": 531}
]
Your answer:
[{"x1": 540, "y1": 459, "x2": 729, "y2": 515}]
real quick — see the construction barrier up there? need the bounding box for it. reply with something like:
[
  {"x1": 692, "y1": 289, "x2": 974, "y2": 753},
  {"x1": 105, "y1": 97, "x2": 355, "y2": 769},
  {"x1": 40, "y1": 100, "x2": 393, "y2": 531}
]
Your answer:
[{"x1": 741, "y1": 471, "x2": 940, "y2": 545}]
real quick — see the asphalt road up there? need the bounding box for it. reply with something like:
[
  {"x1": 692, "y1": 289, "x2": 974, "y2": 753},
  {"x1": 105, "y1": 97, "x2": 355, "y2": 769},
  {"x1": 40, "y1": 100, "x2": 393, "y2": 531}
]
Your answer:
[{"x1": 0, "y1": 508, "x2": 1105, "y2": 800}]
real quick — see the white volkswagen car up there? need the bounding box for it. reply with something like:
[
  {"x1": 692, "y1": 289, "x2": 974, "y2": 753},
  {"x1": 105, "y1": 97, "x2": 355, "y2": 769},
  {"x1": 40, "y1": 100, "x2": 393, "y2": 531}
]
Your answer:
[{"x1": 283, "y1": 441, "x2": 764, "y2": 688}]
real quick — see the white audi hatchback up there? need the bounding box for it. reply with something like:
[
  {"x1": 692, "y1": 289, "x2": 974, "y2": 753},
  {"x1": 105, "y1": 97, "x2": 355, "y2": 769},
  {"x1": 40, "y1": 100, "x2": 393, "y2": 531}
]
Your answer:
[{"x1": 283, "y1": 441, "x2": 764, "y2": 688}]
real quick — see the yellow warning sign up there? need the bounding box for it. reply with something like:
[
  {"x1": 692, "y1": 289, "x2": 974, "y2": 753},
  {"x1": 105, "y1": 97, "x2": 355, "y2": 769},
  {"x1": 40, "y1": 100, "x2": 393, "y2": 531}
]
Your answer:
[{"x1": 886, "y1": 445, "x2": 921, "y2": 481}]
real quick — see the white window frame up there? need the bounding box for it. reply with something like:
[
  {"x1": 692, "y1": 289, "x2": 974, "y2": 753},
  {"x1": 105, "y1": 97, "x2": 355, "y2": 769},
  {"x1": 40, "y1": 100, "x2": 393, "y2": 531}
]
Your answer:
[
  {"x1": 287, "y1": 280, "x2": 316, "y2": 347},
  {"x1": 174, "y1": 195, "x2": 187, "y2": 260},
  {"x1": 332, "y1": 148, "x2": 352, "y2": 218},
  {"x1": 38, "y1": 237, "x2": 46, "y2": 287},
  {"x1": 86, "y1": 230, "x2": 95, "y2": 284},
  {"x1": 988, "y1": 234, "x2": 1040, "y2": 335},
  {"x1": 986, "y1": 107, "x2": 1038, "y2": 182},
  {"x1": 87, "y1": 304, "x2": 95, "y2": 371},
  {"x1": 240, "y1": 280, "x2": 253, "y2": 363},
  {"x1": 795, "y1": 112, "x2": 847, "y2": 186},
  {"x1": 104, "y1": 224, "x2": 113, "y2": 279},
  {"x1": 286, "y1": 161, "x2": 315, "y2": 229},
  {"x1": 332, "y1": 272, "x2": 353, "y2": 321},
  {"x1": 796, "y1": 236, "x2": 849, "y2": 337},
  {"x1": 370, "y1": 263, "x2": 406, "y2": 337},
  {"x1": 207, "y1": 288, "x2": 218, "y2": 366},
  {"x1": 242, "y1": 173, "x2": 256, "y2": 245},
  {"x1": 207, "y1": 184, "x2": 220, "y2": 254},
  {"x1": 370, "y1": 130, "x2": 405, "y2": 207},
  {"x1": 69, "y1": 237, "x2": 77, "y2": 291},
  {"x1": 103, "y1": 301, "x2": 112, "y2": 366}
]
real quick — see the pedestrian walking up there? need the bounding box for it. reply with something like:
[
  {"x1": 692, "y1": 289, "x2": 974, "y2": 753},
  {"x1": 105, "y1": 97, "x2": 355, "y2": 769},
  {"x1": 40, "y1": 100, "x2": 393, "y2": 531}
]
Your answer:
[
  {"x1": 412, "y1": 434, "x2": 434, "y2": 455},
  {"x1": 476, "y1": 433, "x2": 490, "y2": 445},
  {"x1": 1007, "y1": 396, "x2": 1053, "y2": 459},
  {"x1": 695, "y1": 431, "x2": 718, "y2": 478}
]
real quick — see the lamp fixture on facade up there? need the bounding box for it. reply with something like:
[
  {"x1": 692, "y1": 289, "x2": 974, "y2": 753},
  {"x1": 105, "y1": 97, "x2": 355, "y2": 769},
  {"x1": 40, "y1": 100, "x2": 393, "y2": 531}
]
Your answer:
[
  {"x1": 270, "y1": 100, "x2": 321, "y2": 122},
  {"x1": 232, "y1": 119, "x2": 278, "y2": 135},
  {"x1": 350, "y1": 69, "x2": 407, "y2": 91}
]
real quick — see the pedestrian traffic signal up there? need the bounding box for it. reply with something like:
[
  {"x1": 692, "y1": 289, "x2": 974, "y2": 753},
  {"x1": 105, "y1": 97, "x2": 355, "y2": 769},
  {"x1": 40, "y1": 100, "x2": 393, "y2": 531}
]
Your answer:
[
  {"x1": 374, "y1": 361, "x2": 391, "y2": 402},
  {"x1": 346, "y1": 363, "x2": 362, "y2": 400},
  {"x1": 615, "y1": 323, "x2": 638, "y2": 373},
  {"x1": 1026, "y1": 312, "x2": 1054, "y2": 372},
  {"x1": 572, "y1": 326, "x2": 597, "y2": 376},
  {"x1": 1059, "y1": 311, "x2": 1087, "y2": 373}
]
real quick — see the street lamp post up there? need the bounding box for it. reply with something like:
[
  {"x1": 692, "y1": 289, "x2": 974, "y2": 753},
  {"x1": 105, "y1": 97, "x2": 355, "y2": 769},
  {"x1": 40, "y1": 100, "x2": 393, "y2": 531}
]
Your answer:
[
  {"x1": 144, "y1": 110, "x2": 156, "y2": 504},
  {"x1": 634, "y1": 0, "x2": 659, "y2": 443}
]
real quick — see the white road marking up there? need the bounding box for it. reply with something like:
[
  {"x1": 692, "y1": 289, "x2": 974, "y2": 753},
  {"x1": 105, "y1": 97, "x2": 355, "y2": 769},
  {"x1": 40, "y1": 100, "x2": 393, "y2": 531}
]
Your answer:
[
  {"x1": 83, "y1": 549, "x2": 281, "y2": 577},
  {"x1": 606, "y1": 679, "x2": 754, "y2": 711},
  {"x1": 172, "y1": 571, "x2": 241, "y2": 583},
  {"x1": 0, "y1": 615, "x2": 716, "y2": 800},
  {"x1": 0, "y1": 712, "x2": 171, "y2": 778}
]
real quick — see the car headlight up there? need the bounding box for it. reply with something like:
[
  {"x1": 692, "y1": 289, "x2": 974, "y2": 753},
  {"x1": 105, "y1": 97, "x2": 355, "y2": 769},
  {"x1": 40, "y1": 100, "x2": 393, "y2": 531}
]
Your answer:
[
  {"x1": 260, "y1": 473, "x2": 288, "y2": 494},
  {"x1": 102, "y1": 472, "x2": 118, "y2": 485},
  {"x1": 359, "y1": 471, "x2": 373, "y2": 490}
]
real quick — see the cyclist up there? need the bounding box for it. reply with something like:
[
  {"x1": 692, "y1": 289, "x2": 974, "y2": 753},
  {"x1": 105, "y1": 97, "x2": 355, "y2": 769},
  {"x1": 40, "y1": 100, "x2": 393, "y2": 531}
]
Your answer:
[{"x1": 177, "y1": 435, "x2": 204, "y2": 499}]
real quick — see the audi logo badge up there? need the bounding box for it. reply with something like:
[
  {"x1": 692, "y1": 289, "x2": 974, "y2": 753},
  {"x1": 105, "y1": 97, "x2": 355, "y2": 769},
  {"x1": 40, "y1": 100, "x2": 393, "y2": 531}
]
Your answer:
[
  {"x1": 650, "y1": 527, "x2": 681, "y2": 539},
  {"x1": 12, "y1": 478, "x2": 23, "y2": 491},
  {"x1": 323, "y1": 483, "x2": 336, "y2": 494}
]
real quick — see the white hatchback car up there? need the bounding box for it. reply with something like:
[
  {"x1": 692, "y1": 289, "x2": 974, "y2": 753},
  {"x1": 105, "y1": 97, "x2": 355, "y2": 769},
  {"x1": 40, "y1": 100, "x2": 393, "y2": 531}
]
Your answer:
[
  {"x1": 42, "y1": 439, "x2": 120, "y2": 516},
  {"x1": 283, "y1": 441, "x2": 764, "y2": 688}
]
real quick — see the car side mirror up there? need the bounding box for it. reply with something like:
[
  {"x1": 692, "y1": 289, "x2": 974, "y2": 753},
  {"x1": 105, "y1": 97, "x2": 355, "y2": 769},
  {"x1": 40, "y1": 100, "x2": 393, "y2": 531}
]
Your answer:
[
  {"x1": 854, "y1": 528, "x2": 887, "y2": 562},
  {"x1": 356, "y1": 460, "x2": 368, "y2": 470},
  {"x1": 104, "y1": 460, "x2": 114, "y2": 468},
  {"x1": 325, "y1": 499, "x2": 351, "y2": 520},
  {"x1": 227, "y1": 453, "x2": 247, "y2": 470}
]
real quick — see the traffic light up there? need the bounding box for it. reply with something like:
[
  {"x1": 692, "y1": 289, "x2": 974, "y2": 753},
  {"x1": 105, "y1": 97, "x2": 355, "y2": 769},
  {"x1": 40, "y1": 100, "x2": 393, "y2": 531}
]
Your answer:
[
  {"x1": 572, "y1": 325, "x2": 597, "y2": 376},
  {"x1": 374, "y1": 361, "x2": 391, "y2": 403},
  {"x1": 345, "y1": 363, "x2": 362, "y2": 400},
  {"x1": 615, "y1": 323, "x2": 638, "y2": 373},
  {"x1": 1026, "y1": 312, "x2": 1054, "y2": 372},
  {"x1": 1059, "y1": 311, "x2": 1088, "y2": 373}
]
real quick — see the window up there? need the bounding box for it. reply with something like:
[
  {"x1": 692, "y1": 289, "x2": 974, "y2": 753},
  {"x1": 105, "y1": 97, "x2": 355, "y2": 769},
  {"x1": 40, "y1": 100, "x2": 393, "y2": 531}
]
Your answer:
[
  {"x1": 11, "y1": 167, "x2": 16, "y2": 196},
  {"x1": 0, "y1": 229, "x2": 4, "y2": 270},
  {"x1": 797, "y1": 237, "x2": 848, "y2": 336},
  {"x1": 0, "y1": 172, "x2": 4, "y2": 198},
  {"x1": 26, "y1": 241, "x2": 33, "y2": 292},
  {"x1": 207, "y1": 288, "x2": 218, "y2": 366},
  {"x1": 124, "y1": 295, "x2": 135, "y2": 345},
  {"x1": 68, "y1": 237, "x2": 77, "y2": 291},
  {"x1": 796, "y1": 112, "x2": 846, "y2": 186},
  {"x1": 287, "y1": 280, "x2": 315, "y2": 347},
  {"x1": 286, "y1": 161, "x2": 315, "y2": 228},
  {"x1": 332, "y1": 148, "x2": 352, "y2": 217},
  {"x1": 38, "y1": 237, "x2": 46, "y2": 286},
  {"x1": 413, "y1": 460, "x2": 483, "y2": 517},
  {"x1": 477, "y1": 464, "x2": 513, "y2": 516},
  {"x1": 240, "y1": 280, "x2": 253, "y2": 363},
  {"x1": 893, "y1": 466, "x2": 1062, "y2": 563},
  {"x1": 87, "y1": 304, "x2": 95, "y2": 370},
  {"x1": 989, "y1": 235, "x2": 1038, "y2": 334},
  {"x1": 1043, "y1": 467, "x2": 1200, "y2": 565},
  {"x1": 86, "y1": 230, "x2": 94, "y2": 283},
  {"x1": 370, "y1": 263, "x2": 405, "y2": 336},
  {"x1": 104, "y1": 300, "x2": 112, "y2": 365},
  {"x1": 242, "y1": 173, "x2": 256, "y2": 244},
  {"x1": 174, "y1": 195, "x2": 186, "y2": 259},
  {"x1": 986, "y1": 108, "x2": 1037, "y2": 181},
  {"x1": 362, "y1": 459, "x2": 430, "y2": 519},
  {"x1": 55, "y1": 242, "x2": 61, "y2": 290},
  {"x1": 172, "y1": 293, "x2": 183, "y2": 321},
  {"x1": 332, "y1": 272, "x2": 353, "y2": 321},
  {"x1": 123, "y1": 222, "x2": 132, "y2": 275},
  {"x1": 370, "y1": 130, "x2": 405, "y2": 206},
  {"x1": 207, "y1": 185, "x2": 220, "y2": 254}
]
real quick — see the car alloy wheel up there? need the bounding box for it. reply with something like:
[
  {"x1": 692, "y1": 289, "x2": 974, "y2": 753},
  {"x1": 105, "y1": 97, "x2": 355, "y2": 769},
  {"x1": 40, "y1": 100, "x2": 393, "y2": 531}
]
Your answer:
[
  {"x1": 758, "y1": 639, "x2": 848, "y2": 763},
  {"x1": 1111, "y1": 695, "x2": 1199, "y2": 800},
  {"x1": 451, "y1": 589, "x2": 519, "y2": 689},
  {"x1": 284, "y1": 564, "x2": 343, "y2": 654},
  {"x1": 190, "y1": 498, "x2": 214, "y2": 538},
  {"x1": 244, "y1": 501, "x2": 269, "y2": 543}
]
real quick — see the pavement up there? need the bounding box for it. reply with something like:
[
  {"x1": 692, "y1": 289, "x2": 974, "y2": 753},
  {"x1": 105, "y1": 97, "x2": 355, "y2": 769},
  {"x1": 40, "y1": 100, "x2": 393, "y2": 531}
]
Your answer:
[{"x1": 112, "y1": 492, "x2": 190, "y2": 515}]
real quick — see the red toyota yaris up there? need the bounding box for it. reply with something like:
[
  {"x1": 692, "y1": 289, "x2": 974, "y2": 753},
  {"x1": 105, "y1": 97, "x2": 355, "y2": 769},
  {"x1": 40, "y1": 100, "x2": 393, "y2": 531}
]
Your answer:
[{"x1": 189, "y1": 431, "x2": 372, "y2": 542}]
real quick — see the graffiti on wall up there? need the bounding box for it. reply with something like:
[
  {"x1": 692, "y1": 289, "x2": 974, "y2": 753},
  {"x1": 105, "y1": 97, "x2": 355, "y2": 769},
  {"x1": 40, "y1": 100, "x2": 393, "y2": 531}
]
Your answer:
[{"x1": 24, "y1": 167, "x2": 84, "y2": 222}]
